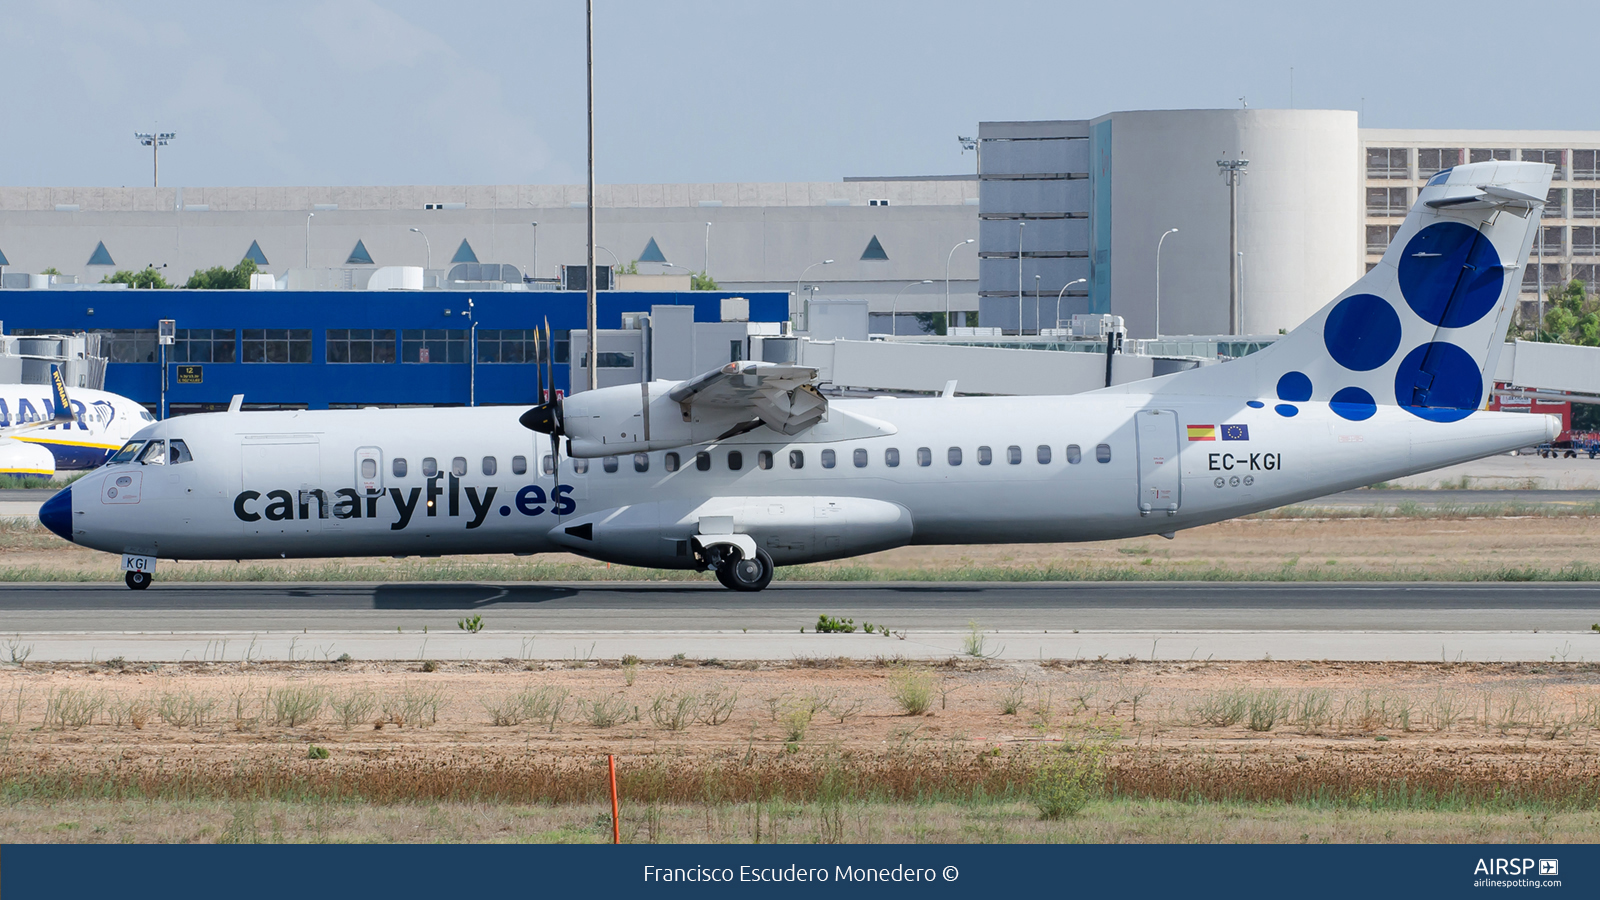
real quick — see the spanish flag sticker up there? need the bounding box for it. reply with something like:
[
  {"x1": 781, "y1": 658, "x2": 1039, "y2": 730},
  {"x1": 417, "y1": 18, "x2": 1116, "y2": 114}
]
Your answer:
[{"x1": 1186, "y1": 424, "x2": 1216, "y2": 441}]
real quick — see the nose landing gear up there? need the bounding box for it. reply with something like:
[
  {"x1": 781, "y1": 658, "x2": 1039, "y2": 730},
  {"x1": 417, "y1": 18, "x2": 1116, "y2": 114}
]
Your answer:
[
  {"x1": 709, "y1": 547, "x2": 775, "y2": 592},
  {"x1": 125, "y1": 570, "x2": 152, "y2": 590}
]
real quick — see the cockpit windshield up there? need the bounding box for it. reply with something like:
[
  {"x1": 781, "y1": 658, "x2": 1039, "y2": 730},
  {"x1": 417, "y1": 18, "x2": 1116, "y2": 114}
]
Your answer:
[
  {"x1": 137, "y1": 440, "x2": 167, "y2": 465},
  {"x1": 108, "y1": 441, "x2": 145, "y2": 464}
]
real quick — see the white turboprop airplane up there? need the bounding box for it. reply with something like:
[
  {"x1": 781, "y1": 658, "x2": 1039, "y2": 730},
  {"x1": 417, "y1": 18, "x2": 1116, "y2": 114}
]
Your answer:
[
  {"x1": 41, "y1": 161, "x2": 1560, "y2": 591},
  {"x1": 0, "y1": 366, "x2": 152, "y2": 479}
]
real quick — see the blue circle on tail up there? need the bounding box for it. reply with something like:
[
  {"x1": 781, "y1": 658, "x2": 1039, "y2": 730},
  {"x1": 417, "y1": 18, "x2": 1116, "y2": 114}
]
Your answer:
[
  {"x1": 1397, "y1": 222, "x2": 1504, "y2": 328},
  {"x1": 1392, "y1": 342, "x2": 1481, "y2": 422},
  {"x1": 1277, "y1": 371, "x2": 1312, "y2": 402},
  {"x1": 1323, "y1": 294, "x2": 1402, "y2": 371},
  {"x1": 1330, "y1": 386, "x2": 1377, "y2": 421}
]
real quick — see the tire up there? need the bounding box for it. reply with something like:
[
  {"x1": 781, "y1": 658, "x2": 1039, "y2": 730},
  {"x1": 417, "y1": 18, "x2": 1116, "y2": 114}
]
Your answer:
[
  {"x1": 721, "y1": 548, "x2": 774, "y2": 592},
  {"x1": 125, "y1": 570, "x2": 152, "y2": 591}
]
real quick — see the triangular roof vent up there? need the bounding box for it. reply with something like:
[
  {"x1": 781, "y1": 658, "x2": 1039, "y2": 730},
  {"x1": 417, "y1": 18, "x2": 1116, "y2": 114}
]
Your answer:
[
  {"x1": 0, "y1": 248, "x2": 10, "y2": 266},
  {"x1": 860, "y1": 235, "x2": 888, "y2": 261},
  {"x1": 242, "y1": 240, "x2": 269, "y2": 266},
  {"x1": 451, "y1": 239, "x2": 478, "y2": 264},
  {"x1": 639, "y1": 237, "x2": 667, "y2": 263},
  {"x1": 345, "y1": 240, "x2": 374, "y2": 265},
  {"x1": 87, "y1": 241, "x2": 115, "y2": 266}
]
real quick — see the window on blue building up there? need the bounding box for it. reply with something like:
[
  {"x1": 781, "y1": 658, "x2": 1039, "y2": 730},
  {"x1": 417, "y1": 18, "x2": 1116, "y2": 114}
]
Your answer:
[
  {"x1": 172, "y1": 329, "x2": 236, "y2": 363},
  {"x1": 93, "y1": 329, "x2": 158, "y2": 363},
  {"x1": 327, "y1": 329, "x2": 397, "y2": 363},
  {"x1": 402, "y1": 329, "x2": 466, "y2": 363},
  {"x1": 242, "y1": 329, "x2": 312, "y2": 363},
  {"x1": 476, "y1": 329, "x2": 544, "y2": 364}
]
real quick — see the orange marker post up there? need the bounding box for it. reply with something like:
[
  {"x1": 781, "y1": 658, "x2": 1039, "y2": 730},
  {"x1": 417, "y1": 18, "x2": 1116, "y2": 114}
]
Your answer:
[{"x1": 608, "y1": 753, "x2": 621, "y2": 844}]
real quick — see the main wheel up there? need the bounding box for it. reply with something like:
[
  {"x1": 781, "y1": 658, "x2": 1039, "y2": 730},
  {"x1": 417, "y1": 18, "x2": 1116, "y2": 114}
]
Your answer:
[
  {"x1": 719, "y1": 548, "x2": 774, "y2": 592},
  {"x1": 125, "y1": 570, "x2": 152, "y2": 590}
]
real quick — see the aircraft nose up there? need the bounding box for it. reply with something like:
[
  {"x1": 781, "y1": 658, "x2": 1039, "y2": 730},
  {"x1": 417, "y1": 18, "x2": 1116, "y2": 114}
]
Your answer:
[{"x1": 39, "y1": 486, "x2": 73, "y2": 542}]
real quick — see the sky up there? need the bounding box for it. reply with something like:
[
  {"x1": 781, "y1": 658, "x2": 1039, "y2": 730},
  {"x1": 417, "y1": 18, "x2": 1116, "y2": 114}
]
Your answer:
[{"x1": 6, "y1": 0, "x2": 1598, "y2": 188}]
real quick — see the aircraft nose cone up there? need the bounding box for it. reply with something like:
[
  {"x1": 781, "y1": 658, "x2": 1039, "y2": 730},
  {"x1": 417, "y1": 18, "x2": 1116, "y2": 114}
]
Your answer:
[{"x1": 39, "y1": 487, "x2": 72, "y2": 542}]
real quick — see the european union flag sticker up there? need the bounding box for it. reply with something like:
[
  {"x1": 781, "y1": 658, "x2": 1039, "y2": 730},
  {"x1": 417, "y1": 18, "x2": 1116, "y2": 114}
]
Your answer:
[{"x1": 1221, "y1": 423, "x2": 1250, "y2": 441}]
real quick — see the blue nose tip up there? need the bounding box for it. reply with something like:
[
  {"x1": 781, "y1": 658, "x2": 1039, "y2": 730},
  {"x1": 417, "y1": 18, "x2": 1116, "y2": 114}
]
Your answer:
[{"x1": 39, "y1": 487, "x2": 72, "y2": 542}]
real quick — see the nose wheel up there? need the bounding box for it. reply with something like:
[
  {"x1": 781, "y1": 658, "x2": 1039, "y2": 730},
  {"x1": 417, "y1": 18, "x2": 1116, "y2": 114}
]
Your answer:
[
  {"x1": 125, "y1": 570, "x2": 152, "y2": 590},
  {"x1": 715, "y1": 548, "x2": 775, "y2": 592}
]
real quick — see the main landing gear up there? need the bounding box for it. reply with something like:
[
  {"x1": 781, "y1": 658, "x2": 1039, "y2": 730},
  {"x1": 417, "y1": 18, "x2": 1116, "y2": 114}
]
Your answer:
[
  {"x1": 125, "y1": 570, "x2": 152, "y2": 590},
  {"x1": 713, "y1": 547, "x2": 775, "y2": 592}
]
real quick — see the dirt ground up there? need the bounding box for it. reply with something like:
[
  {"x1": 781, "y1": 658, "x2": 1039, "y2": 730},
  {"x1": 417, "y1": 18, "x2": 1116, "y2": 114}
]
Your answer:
[
  {"x1": 2, "y1": 659, "x2": 1600, "y2": 842},
  {"x1": 4, "y1": 513, "x2": 1600, "y2": 580}
]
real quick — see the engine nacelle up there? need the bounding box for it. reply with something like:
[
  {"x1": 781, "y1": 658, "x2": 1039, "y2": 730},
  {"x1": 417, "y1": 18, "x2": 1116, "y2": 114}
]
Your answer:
[
  {"x1": 0, "y1": 438, "x2": 56, "y2": 481},
  {"x1": 546, "y1": 496, "x2": 914, "y2": 568}
]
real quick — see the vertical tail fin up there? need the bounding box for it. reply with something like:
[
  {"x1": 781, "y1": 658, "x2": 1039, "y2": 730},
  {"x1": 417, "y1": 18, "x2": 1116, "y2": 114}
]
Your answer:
[
  {"x1": 1164, "y1": 160, "x2": 1552, "y2": 422},
  {"x1": 47, "y1": 365, "x2": 74, "y2": 424}
]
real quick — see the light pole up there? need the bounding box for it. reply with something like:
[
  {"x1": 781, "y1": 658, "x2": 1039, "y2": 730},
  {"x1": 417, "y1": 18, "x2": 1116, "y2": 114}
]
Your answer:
[
  {"x1": 795, "y1": 259, "x2": 834, "y2": 331},
  {"x1": 409, "y1": 227, "x2": 431, "y2": 270},
  {"x1": 1055, "y1": 278, "x2": 1087, "y2": 331},
  {"x1": 134, "y1": 130, "x2": 176, "y2": 188},
  {"x1": 584, "y1": 0, "x2": 597, "y2": 391},
  {"x1": 596, "y1": 245, "x2": 619, "y2": 290},
  {"x1": 1217, "y1": 158, "x2": 1249, "y2": 335},
  {"x1": 945, "y1": 238, "x2": 973, "y2": 333},
  {"x1": 1237, "y1": 251, "x2": 1246, "y2": 333},
  {"x1": 704, "y1": 222, "x2": 712, "y2": 279},
  {"x1": 305, "y1": 212, "x2": 315, "y2": 268},
  {"x1": 1016, "y1": 221, "x2": 1026, "y2": 337},
  {"x1": 529, "y1": 222, "x2": 538, "y2": 282},
  {"x1": 892, "y1": 281, "x2": 934, "y2": 337},
  {"x1": 1034, "y1": 274, "x2": 1042, "y2": 335},
  {"x1": 1154, "y1": 227, "x2": 1178, "y2": 338},
  {"x1": 461, "y1": 298, "x2": 477, "y2": 407}
]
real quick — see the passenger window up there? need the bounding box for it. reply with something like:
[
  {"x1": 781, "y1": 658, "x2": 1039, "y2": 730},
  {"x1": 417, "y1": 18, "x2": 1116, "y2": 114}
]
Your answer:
[
  {"x1": 1037, "y1": 445, "x2": 1052, "y2": 464},
  {"x1": 1067, "y1": 444, "x2": 1082, "y2": 465},
  {"x1": 634, "y1": 453, "x2": 649, "y2": 473},
  {"x1": 1007, "y1": 445, "x2": 1021, "y2": 465},
  {"x1": 948, "y1": 447, "x2": 962, "y2": 466},
  {"x1": 789, "y1": 450, "x2": 804, "y2": 469},
  {"x1": 452, "y1": 457, "x2": 467, "y2": 477},
  {"x1": 422, "y1": 457, "x2": 438, "y2": 477},
  {"x1": 109, "y1": 441, "x2": 145, "y2": 464},
  {"x1": 758, "y1": 450, "x2": 773, "y2": 470},
  {"x1": 168, "y1": 440, "x2": 193, "y2": 464},
  {"x1": 393, "y1": 458, "x2": 408, "y2": 478},
  {"x1": 696, "y1": 452, "x2": 711, "y2": 472},
  {"x1": 573, "y1": 458, "x2": 589, "y2": 474},
  {"x1": 482, "y1": 456, "x2": 497, "y2": 476},
  {"x1": 361, "y1": 458, "x2": 377, "y2": 479},
  {"x1": 728, "y1": 450, "x2": 743, "y2": 471},
  {"x1": 139, "y1": 440, "x2": 167, "y2": 465},
  {"x1": 885, "y1": 448, "x2": 900, "y2": 467},
  {"x1": 977, "y1": 446, "x2": 992, "y2": 466},
  {"x1": 853, "y1": 448, "x2": 868, "y2": 468},
  {"x1": 1096, "y1": 443, "x2": 1112, "y2": 463},
  {"x1": 665, "y1": 452, "x2": 680, "y2": 472},
  {"x1": 917, "y1": 447, "x2": 931, "y2": 467},
  {"x1": 602, "y1": 456, "x2": 619, "y2": 473},
  {"x1": 543, "y1": 455, "x2": 555, "y2": 475},
  {"x1": 821, "y1": 449, "x2": 836, "y2": 469},
  {"x1": 512, "y1": 455, "x2": 527, "y2": 475}
]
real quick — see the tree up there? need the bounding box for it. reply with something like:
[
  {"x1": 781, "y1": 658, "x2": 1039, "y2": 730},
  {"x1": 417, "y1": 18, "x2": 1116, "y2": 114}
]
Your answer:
[
  {"x1": 1538, "y1": 279, "x2": 1599, "y2": 346},
  {"x1": 101, "y1": 267, "x2": 172, "y2": 289},
  {"x1": 184, "y1": 258, "x2": 258, "y2": 290},
  {"x1": 690, "y1": 271, "x2": 719, "y2": 291},
  {"x1": 40, "y1": 267, "x2": 61, "y2": 276}
]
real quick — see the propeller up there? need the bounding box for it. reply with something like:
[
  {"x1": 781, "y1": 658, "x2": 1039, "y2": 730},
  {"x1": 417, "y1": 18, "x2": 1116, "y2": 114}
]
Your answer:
[{"x1": 519, "y1": 320, "x2": 563, "y2": 437}]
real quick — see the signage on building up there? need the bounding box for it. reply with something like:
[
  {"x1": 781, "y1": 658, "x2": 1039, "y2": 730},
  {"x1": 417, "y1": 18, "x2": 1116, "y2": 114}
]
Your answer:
[{"x1": 176, "y1": 365, "x2": 202, "y2": 384}]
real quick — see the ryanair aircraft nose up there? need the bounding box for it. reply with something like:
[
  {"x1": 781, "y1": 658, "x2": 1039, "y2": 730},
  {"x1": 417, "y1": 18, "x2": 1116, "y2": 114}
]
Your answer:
[{"x1": 39, "y1": 486, "x2": 73, "y2": 542}]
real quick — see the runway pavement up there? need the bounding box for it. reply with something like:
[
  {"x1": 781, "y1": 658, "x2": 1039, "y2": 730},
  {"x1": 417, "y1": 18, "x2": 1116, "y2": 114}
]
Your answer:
[{"x1": 3, "y1": 581, "x2": 1598, "y2": 663}]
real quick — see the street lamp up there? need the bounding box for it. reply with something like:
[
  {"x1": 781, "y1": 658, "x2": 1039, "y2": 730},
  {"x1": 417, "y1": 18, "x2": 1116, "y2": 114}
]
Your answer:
[
  {"x1": 409, "y1": 227, "x2": 431, "y2": 270},
  {"x1": 704, "y1": 222, "x2": 712, "y2": 278},
  {"x1": 1016, "y1": 221, "x2": 1026, "y2": 337},
  {"x1": 795, "y1": 259, "x2": 834, "y2": 331},
  {"x1": 892, "y1": 280, "x2": 934, "y2": 337},
  {"x1": 945, "y1": 238, "x2": 974, "y2": 333},
  {"x1": 1034, "y1": 274, "x2": 1041, "y2": 336},
  {"x1": 460, "y1": 298, "x2": 477, "y2": 407},
  {"x1": 1055, "y1": 278, "x2": 1087, "y2": 331},
  {"x1": 1155, "y1": 227, "x2": 1178, "y2": 338},
  {"x1": 304, "y1": 212, "x2": 315, "y2": 268},
  {"x1": 529, "y1": 222, "x2": 538, "y2": 282}
]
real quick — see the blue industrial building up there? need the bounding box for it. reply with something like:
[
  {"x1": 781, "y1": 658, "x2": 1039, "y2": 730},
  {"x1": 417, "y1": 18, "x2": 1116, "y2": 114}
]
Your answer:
[{"x1": 0, "y1": 290, "x2": 787, "y2": 413}]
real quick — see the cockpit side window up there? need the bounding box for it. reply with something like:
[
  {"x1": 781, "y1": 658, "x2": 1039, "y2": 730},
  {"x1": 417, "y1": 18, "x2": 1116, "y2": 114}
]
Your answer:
[
  {"x1": 167, "y1": 440, "x2": 194, "y2": 464},
  {"x1": 108, "y1": 441, "x2": 145, "y2": 464},
  {"x1": 138, "y1": 440, "x2": 168, "y2": 465}
]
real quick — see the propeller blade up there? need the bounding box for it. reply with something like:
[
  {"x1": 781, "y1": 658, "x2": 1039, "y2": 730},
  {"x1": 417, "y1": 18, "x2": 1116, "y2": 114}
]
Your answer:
[{"x1": 533, "y1": 327, "x2": 545, "y2": 403}]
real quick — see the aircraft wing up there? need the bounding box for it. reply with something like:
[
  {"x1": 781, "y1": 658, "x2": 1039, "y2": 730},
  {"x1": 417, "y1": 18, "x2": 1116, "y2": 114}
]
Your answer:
[
  {"x1": 667, "y1": 361, "x2": 828, "y2": 436},
  {"x1": 0, "y1": 365, "x2": 76, "y2": 439}
]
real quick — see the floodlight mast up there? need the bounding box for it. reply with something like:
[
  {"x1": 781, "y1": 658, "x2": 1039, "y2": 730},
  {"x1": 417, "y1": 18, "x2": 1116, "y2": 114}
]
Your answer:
[
  {"x1": 585, "y1": 0, "x2": 597, "y2": 392},
  {"x1": 1217, "y1": 158, "x2": 1249, "y2": 334},
  {"x1": 135, "y1": 130, "x2": 176, "y2": 188}
]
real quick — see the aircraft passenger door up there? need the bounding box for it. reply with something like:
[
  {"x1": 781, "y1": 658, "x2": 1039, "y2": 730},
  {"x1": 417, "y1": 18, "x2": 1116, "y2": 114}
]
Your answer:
[
  {"x1": 241, "y1": 437, "x2": 322, "y2": 536},
  {"x1": 1134, "y1": 409, "x2": 1181, "y2": 516}
]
